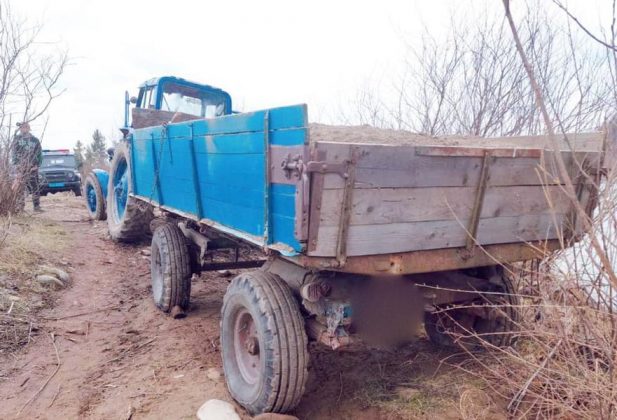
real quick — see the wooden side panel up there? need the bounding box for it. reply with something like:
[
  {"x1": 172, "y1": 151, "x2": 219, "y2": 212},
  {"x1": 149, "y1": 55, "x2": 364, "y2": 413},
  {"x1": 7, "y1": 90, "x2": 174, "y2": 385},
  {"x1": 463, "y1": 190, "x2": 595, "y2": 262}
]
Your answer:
[
  {"x1": 319, "y1": 185, "x2": 571, "y2": 226},
  {"x1": 309, "y1": 139, "x2": 601, "y2": 257},
  {"x1": 313, "y1": 214, "x2": 564, "y2": 256},
  {"x1": 320, "y1": 143, "x2": 595, "y2": 189}
]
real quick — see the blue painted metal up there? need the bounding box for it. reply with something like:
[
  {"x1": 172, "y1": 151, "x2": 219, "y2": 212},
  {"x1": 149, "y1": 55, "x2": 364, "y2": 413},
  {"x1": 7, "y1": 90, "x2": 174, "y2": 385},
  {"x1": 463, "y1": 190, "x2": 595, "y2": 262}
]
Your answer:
[
  {"x1": 86, "y1": 184, "x2": 97, "y2": 212},
  {"x1": 188, "y1": 124, "x2": 203, "y2": 219},
  {"x1": 135, "y1": 76, "x2": 232, "y2": 116},
  {"x1": 92, "y1": 169, "x2": 109, "y2": 199},
  {"x1": 130, "y1": 104, "x2": 308, "y2": 254},
  {"x1": 123, "y1": 91, "x2": 130, "y2": 129},
  {"x1": 112, "y1": 158, "x2": 129, "y2": 221}
]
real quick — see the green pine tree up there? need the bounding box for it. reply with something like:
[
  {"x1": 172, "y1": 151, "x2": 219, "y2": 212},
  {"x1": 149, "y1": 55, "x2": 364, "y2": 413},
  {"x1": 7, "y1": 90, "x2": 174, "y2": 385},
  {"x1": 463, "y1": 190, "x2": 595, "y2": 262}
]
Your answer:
[
  {"x1": 74, "y1": 140, "x2": 85, "y2": 169},
  {"x1": 86, "y1": 129, "x2": 107, "y2": 167}
]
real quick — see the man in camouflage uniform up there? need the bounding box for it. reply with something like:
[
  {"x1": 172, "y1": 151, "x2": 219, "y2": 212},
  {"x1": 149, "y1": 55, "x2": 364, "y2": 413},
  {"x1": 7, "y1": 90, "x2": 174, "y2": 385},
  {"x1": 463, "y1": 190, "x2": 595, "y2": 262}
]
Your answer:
[{"x1": 13, "y1": 122, "x2": 43, "y2": 211}]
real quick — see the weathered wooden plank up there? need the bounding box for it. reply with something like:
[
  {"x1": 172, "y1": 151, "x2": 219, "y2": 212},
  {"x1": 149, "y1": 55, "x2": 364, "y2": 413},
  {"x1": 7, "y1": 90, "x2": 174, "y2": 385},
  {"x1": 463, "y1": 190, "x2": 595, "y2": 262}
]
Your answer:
[
  {"x1": 316, "y1": 142, "x2": 600, "y2": 189},
  {"x1": 319, "y1": 185, "x2": 572, "y2": 226},
  {"x1": 311, "y1": 213, "x2": 564, "y2": 257}
]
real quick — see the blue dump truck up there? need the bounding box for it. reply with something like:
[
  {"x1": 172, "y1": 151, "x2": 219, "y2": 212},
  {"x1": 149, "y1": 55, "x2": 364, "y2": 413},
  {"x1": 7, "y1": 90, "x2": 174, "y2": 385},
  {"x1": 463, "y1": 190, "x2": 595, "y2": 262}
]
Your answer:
[
  {"x1": 84, "y1": 76, "x2": 614, "y2": 414},
  {"x1": 39, "y1": 149, "x2": 82, "y2": 196}
]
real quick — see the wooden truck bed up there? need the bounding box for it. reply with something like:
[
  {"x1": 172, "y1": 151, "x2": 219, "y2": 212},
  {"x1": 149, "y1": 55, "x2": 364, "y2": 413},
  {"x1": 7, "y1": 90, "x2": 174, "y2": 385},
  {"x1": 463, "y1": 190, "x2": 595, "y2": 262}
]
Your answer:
[
  {"x1": 128, "y1": 104, "x2": 611, "y2": 275},
  {"x1": 292, "y1": 126, "x2": 609, "y2": 274}
]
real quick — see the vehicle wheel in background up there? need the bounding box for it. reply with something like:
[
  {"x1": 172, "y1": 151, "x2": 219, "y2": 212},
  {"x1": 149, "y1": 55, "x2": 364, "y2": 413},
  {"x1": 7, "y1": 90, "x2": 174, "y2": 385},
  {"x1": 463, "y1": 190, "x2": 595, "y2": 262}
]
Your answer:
[
  {"x1": 107, "y1": 141, "x2": 153, "y2": 242},
  {"x1": 73, "y1": 185, "x2": 82, "y2": 197},
  {"x1": 424, "y1": 265, "x2": 520, "y2": 349},
  {"x1": 150, "y1": 222, "x2": 191, "y2": 314},
  {"x1": 221, "y1": 270, "x2": 308, "y2": 415},
  {"x1": 84, "y1": 173, "x2": 105, "y2": 220}
]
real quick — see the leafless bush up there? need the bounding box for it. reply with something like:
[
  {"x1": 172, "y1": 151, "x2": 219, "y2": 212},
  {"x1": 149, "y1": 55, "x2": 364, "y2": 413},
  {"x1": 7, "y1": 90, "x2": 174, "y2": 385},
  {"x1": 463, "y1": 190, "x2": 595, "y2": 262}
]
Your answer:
[
  {"x1": 0, "y1": 1, "x2": 67, "y2": 233},
  {"x1": 429, "y1": 2, "x2": 617, "y2": 418},
  {"x1": 433, "y1": 162, "x2": 617, "y2": 417},
  {"x1": 340, "y1": 1, "x2": 614, "y2": 137}
]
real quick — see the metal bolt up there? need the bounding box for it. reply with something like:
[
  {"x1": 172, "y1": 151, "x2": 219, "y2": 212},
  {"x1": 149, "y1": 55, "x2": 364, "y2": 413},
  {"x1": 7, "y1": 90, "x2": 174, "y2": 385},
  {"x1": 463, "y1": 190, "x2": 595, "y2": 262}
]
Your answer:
[{"x1": 246, "y1": 337, "x2": 259, "y2": 355}]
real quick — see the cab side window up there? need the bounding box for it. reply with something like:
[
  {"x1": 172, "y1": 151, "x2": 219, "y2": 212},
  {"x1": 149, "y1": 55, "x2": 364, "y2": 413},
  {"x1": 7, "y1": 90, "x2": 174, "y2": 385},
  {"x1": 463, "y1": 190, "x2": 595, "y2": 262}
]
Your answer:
[{"x1": 142, "y1": 88, "x2": 152, "y2": 109}]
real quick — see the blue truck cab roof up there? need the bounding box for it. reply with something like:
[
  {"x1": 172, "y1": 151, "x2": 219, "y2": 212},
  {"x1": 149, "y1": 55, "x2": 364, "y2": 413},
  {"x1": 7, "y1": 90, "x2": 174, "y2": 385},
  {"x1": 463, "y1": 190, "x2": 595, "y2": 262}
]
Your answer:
[{"x1": 135, "y1": 76, "x2": 233, "y2": 117}]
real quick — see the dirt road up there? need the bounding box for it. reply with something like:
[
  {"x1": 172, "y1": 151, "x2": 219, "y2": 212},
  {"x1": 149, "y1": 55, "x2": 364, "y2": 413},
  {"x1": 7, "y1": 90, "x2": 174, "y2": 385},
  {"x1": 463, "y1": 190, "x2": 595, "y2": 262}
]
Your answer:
[{"x1": 0, "y1": 194, "x2": 501, "y2": 420}]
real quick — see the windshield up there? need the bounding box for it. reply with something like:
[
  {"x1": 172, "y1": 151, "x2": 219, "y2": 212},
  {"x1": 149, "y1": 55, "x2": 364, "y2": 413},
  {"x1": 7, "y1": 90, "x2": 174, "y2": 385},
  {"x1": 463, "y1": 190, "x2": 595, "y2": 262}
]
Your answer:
[
  {"x1": 160, "y1": 82, "x2": 227, "y2": 118},
  {"x1": 42, "y1": 155, "x2": 76, "y2": 168}
]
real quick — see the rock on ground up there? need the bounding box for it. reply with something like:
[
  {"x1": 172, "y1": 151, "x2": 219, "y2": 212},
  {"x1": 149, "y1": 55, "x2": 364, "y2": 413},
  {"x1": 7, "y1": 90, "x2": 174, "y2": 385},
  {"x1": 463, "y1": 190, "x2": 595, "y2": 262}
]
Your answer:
[
  {"x1": 196, "y1": 399, "x2": 240, "y2": 420},
  {"x1": 253, "y1": 414, "x2": 300, "y2": 420},
  {"x1": 206, "y1": 367, "x2": 222, "y2": 381},
  {"x1": 35, "y1": 274, "x2": 65, "y2": 289}
]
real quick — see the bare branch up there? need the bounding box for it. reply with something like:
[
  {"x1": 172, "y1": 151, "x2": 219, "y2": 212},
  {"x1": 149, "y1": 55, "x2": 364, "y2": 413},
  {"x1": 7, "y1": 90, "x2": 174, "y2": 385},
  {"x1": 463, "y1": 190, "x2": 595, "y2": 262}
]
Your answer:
[{"x1": 552, "y1": 0, "x2": 617, "y2": 52}]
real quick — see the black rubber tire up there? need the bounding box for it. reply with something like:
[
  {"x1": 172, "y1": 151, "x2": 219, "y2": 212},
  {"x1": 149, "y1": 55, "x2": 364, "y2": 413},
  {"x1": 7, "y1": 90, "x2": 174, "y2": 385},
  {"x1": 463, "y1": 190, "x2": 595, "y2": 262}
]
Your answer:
[
  {"x1": 150, "y1": 222, "x2": 191, "y2": 312},
  {"x1": 221, "y1": 270, "x2": 308, "y2": 415},
  {"x1": 74, "y1": 185, "x2": 82, "y2": 197},
  {"x1": 84, "y1": 173, "x2": 106, "y2": 220},
  {"x1": 107, "y1": 141, "x2": 153, "y2": 242},
  {"x1": 425, "y1": 266, "x2": 520, "y2": 349}
]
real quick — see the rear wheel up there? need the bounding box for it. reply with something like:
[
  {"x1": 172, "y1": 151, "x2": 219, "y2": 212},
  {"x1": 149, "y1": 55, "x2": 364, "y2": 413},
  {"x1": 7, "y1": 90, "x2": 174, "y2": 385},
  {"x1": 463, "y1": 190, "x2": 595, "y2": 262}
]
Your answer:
[
  {"x1": 221, "y1": 270, "x2": 308, "y2": 415},
  {"x1": 84, "y1": 173, "x2": 105, "y2": 220},
  {"x1": 151, "y1": 222, "x2": 191, "y2": 313},
  {"x1": 425, "y1": 266, "x2": 519, "y2": 348},
  {"x1": 107, "y1": 141, "x2": 153, "y2": 242}
]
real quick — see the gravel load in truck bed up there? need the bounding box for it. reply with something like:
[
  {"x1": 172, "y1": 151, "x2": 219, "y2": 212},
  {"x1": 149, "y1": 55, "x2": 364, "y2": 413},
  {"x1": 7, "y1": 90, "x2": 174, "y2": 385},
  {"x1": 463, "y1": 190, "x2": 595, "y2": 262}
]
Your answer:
[{"x1": 308, "y1": 123, "x2": 602, "y2": 151}]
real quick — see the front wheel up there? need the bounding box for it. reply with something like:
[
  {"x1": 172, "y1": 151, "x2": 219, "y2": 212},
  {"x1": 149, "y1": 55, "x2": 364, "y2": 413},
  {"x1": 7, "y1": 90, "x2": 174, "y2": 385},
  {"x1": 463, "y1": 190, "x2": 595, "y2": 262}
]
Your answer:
[
  {"x1": 107, "y1": 141, "x2": 153, "y2": 242},
  {"x1": 221, "y1": 270, "x2": 308, "y2": 415}
]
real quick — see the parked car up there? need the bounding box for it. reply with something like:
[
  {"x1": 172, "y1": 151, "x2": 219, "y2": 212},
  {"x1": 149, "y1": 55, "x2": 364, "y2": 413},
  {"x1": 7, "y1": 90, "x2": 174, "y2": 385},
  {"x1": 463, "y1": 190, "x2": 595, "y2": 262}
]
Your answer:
[{"x1": 39, "y1": 149, "x2": 82, "y2": 196}]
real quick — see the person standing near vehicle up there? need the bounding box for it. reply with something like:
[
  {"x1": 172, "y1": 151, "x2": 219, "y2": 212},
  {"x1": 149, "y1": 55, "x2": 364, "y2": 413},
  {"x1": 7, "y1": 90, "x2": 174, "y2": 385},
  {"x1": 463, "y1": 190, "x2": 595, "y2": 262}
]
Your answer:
[{"x1": 13, "y1": 122, "x2": 43, "y2": 212}]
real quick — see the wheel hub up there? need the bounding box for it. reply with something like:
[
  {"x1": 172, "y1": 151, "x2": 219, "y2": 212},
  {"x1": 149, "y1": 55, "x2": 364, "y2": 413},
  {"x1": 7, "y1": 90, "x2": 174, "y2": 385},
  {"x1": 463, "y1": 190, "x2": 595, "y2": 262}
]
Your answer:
[
  {"x1": 245, "y1": 336, "x2": 259, "y2": 355},
  {"x1": 234, "y1": 309, "x2": 261, "y2": 384},
  {"x1": 112, "y1": 158, "x2": 128, "y2": 221},
  {"x1": 86, "y1": 184, "x2": 96, "y2": 212},
  {"x1": 151, "y1": 245, "x2": 164, "y2": 304}
]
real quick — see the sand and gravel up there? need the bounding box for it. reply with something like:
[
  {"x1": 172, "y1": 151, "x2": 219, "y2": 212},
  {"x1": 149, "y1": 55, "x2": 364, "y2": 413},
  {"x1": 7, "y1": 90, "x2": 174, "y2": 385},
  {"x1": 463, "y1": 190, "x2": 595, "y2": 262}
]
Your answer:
[{"x1": 308, "y1": 123, "x2": 603, "y2": 151}]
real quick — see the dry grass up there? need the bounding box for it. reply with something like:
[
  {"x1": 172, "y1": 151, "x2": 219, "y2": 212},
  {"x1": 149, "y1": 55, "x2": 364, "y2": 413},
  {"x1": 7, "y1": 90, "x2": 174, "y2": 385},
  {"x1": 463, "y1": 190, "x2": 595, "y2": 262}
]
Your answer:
[
  {"x1": 349, "y1": 348, "x2": 500, "y2": 419},
  {"x1": 437, "y1": 170, "x2": 617, "y2": 419},
  {"x1": 0, "y1": 214, "x2": 68, "y2": 355}
]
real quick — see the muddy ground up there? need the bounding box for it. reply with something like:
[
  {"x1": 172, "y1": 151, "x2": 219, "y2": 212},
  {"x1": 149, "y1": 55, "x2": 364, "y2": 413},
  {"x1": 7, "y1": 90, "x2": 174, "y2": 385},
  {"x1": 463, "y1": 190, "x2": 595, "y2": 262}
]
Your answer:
[{"x1": 0, "y1": 194, "x2": 506, "y2": 420}]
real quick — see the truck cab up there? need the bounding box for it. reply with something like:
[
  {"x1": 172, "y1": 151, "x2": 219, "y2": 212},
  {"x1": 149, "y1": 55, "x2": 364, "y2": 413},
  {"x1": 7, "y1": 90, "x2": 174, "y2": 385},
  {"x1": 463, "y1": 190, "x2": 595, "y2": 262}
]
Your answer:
[
  {"x1": 39, "y1": 149, "x2": 82, "y2": 196},
  {"x1": 126, "y1": 76, "x2": 233, "y2": 130}
]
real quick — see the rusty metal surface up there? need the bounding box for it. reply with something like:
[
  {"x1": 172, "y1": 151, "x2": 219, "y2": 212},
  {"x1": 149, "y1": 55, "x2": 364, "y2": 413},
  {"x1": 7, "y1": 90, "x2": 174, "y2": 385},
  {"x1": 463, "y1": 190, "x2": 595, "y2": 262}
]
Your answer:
[
  {"x1": 335, "y1": 147, "x2": 358, "y2": 265},
  {"x1": 305, "y1": 318, "x2": 353, "y2": 350},
  {"x1": 131, "y1": 107, "x2": 199, "y2": 129},
  {"x1": 287, "y1": 240, "x2": 563, "y2": 275},
  {"x1": 269, "y1": 145, "x2": 305, "y2": 185},
  {"x1": 201, "y1": 260, "x2": 266, "y2": 271},
  {"x1": 465, "y1": 151, "x2": 492, "y2": 252},
  {"x1": 307, "y1": 149, "x2": 327, "y2": 253}
]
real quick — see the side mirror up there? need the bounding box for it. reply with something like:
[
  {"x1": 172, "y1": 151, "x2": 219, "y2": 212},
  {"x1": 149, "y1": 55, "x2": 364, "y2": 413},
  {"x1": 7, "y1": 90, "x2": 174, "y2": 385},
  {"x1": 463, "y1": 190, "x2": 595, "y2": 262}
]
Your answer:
[{"x1": 130, "y1": 96, "x2": 137, "y2": 104}]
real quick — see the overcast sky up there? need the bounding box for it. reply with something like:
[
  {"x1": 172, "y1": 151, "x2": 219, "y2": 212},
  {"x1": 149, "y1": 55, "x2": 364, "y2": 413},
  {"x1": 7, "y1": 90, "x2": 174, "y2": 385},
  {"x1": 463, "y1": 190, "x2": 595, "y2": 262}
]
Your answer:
[{"x1": 9, "y1": 0, "x2": 608, "y2": 150}]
